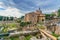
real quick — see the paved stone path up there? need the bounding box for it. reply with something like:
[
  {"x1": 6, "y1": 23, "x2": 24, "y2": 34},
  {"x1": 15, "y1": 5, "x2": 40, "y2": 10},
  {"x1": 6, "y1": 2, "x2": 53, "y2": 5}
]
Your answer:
[{"x1": 37, "y1": 26, "x2": 57, "y2": 40}]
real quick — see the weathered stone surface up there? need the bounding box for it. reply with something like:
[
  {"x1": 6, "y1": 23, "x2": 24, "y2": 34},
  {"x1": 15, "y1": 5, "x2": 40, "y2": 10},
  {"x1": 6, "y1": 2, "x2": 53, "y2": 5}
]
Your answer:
[
  {"x1": 55, "y1": 25, "x2": 60, "y2": 34},
  {"x1": 30, "y1": 36, "x2": 48, "y2": 40},
  {"x1": 19, "y1": 36, "x2": 25, "y2": 40}
]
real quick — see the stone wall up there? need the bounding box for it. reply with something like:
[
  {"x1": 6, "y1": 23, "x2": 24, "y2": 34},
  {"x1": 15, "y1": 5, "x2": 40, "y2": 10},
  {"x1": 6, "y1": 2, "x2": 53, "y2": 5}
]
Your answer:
[{"x1": 55, "y1": 25, "x2": 60, "y2": 34}]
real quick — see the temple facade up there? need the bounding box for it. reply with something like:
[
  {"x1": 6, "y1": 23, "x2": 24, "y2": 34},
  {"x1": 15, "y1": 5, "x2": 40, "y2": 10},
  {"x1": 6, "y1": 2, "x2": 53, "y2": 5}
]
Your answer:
[{"x1": 24, "y1": 9, "x2": 45, "y2": 24}]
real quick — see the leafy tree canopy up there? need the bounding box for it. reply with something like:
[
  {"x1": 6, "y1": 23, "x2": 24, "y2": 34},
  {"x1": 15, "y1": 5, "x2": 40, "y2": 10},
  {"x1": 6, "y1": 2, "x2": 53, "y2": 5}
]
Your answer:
[
  {"x1": 58, "y1": 9, "x2": 60, "y2": 17},
  {"x1": 20, "y1": 22, "x2": 31, "y2": 27},
  {"x1": 45, "y1": 13, "x2": 55, "y2": 20}
]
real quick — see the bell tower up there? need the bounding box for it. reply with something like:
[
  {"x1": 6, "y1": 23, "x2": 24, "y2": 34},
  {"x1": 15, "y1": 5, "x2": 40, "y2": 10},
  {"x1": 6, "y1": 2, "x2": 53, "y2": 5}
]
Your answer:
[{"x1": 35, "y1": 8, "x2": 42, "y2": 14}]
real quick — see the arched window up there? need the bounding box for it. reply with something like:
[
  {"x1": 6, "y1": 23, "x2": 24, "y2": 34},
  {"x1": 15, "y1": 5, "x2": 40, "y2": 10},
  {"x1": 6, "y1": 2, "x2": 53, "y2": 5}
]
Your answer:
[{"x1": 42, "y1": 19, "x2": 44, "y2": 21}]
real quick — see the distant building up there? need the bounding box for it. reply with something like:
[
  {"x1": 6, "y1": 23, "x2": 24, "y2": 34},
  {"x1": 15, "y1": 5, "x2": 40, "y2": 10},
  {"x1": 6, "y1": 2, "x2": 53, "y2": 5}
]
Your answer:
[
  {"x1": 52, "y1": 11, "x2": 60, "y2": 22},
  {"x1": 24, "y1": 9, "x2": 45, "y2": 24},
  {"x1": 54, "y1": 11, "x2": 58, "y2": 17},
  {"x1": 2, "y1": 17, "x2": 17, "y2": 21}
]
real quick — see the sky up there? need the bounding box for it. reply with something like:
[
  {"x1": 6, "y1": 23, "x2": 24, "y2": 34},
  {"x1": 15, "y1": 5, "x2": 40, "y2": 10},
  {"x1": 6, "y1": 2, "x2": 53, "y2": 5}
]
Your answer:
[{"x1": 0, "y1": 0, "x2": 60, "y2": 18}]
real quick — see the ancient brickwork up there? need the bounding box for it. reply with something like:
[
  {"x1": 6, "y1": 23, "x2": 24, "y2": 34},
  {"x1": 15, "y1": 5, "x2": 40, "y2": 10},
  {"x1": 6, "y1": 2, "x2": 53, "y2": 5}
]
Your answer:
[{"x1": 24, "y1": 9, "x2": 45, "y2": 24}]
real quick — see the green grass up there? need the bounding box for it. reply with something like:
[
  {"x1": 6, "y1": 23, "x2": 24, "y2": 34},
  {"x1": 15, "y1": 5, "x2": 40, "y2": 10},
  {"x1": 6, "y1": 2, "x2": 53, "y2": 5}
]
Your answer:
[
  {"x1": 0, "y1": 23, "x2": 18, "y2": 33},
  {"x1": 10, "y1": 35, "x2": 32, "y2": 40},
  {"x1": 24, "y1": 35, "x2": 32, "y2": 40},
  {"x1": 10, "y1": 37, "x2": 19, "y2": 40},
  {"x1": 52, "y1": 32, "x2": 59, "y2": 38}
]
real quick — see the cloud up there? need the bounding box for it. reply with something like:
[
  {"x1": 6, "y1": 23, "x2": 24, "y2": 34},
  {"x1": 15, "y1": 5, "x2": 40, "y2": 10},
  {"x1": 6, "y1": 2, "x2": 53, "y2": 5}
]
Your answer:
[
  {"x1": 42, "y1": 10, "x2": 56, "y2": 13},
  {"x1": 0, "y1": 2, "x2": 4, "y2": 8},
  {"x1": 0, "y1": 7, "x2": 24, "y2": 18},
  {"x1": 0, "y1": 2, "x2": 8, "y2": 10},
  {"x1": 1, "y1": 0, "x2": 59, "y2": 14},
  {"x1": 0, "y1": 2, "x2": 24, "y2": 18},
  {"x1": 13, "y1": 0, "x2": 60, "y2": 13},
  {"x1": 0, "y1": 2, "x2": 3, "y2": 4},
  {"x1": 0, "y1": 0, "x2": 60, "y2": 17}
]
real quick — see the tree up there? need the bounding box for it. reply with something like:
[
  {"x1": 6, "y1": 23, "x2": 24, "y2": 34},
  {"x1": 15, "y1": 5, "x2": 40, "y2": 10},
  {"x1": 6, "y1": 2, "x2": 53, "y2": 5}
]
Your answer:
[
  {"x1": 6, "y1": 17, "x2": 9, "y2": 20},
  {"x1": 20, "y1": 22, "x2": 27, "y2": 27},
  {"x1": 16, "y1": 18, "x2": 21, "y2": 23},
  {"x1": 3, "y1": 17, "x2": 6, "y2": 21},
  {"x1": 45, "y1": 14, "x2": 51, "y2": 20},
  {"x1": 20, "y1": 16, "x2": 24, "y2": 20},
  {"x1": 45, "y1": 13, "x2": 55, "y2": 20},
  {"x1": 0, "y1": 16, "x2": 3, "y2": 21},
  {"x1": 10, "y1": 17, "x2": 14, "y2": 20},
  {"x1": 58, "y1": 9, "x2": 60, "y2": 17},
  {"x1": 50, "y1": 13, "x2": 56, "y2": 17},
  {"x1": 20, "y1": 22, "x2": 31, "y2": 27}
]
